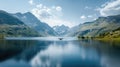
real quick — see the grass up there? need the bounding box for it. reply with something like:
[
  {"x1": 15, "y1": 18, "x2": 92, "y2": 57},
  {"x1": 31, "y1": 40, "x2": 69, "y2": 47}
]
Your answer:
[
  {"x1": 78, "y1": 36, "x2": 120, "y2": 46},
  {"x1": 94, "y1": 37, "x2": 120, "y2": 41}
]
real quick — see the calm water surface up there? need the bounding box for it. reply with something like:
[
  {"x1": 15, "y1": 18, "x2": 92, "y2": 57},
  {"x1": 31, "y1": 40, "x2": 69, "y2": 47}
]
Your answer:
[{"x1": 0, "y1": 37, "x2": 120, "y2": 67}]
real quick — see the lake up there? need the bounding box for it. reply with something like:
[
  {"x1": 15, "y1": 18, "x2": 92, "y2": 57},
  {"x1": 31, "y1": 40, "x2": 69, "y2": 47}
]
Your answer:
[{"x1": 0, "y1": 37, "x2": 120, "y2": 67}]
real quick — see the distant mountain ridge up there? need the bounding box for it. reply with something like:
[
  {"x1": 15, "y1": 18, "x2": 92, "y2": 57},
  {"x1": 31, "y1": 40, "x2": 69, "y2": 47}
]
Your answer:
[
  {"x1": 67, "y1": 14, "x2": 120, "y2": 37},
  {"x1": 0, "y1": 10, "x2": 40, "y2": 37},
  {"x1": 53, "y1": 25, "x2": 69, "y2": 36},
  {"x1": 13, "y1": 12, "x2": 57, "y2": 36},
  {"x1": 1, "y1": 10, "x2": 120, "y2": 37}
]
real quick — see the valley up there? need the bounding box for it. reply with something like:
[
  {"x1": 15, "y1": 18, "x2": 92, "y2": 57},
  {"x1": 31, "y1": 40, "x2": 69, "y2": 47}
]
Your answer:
[
  {"x1": 0, "y1": 10, "x2": 120, "y2": 41},
  {"x1": 0, "y1": 0, "x2": 120, "y2": 67}
]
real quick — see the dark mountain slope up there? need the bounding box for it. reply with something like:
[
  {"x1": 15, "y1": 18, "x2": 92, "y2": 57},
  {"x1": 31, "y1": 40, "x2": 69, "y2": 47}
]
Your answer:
[
  {"x1": 0, "y1": 10, "x2": 40, "y2": 37},
  {"x1": 13, "y1": 12, "x2": 57, "y2": 36}
]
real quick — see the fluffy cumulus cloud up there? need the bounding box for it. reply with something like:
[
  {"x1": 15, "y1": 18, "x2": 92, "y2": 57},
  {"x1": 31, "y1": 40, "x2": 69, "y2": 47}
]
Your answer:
[
  {"x1": 80, "y1": 15, "x2": 87, "y2": 20},
  {"x1": 31, "y1": 4, "x2": 75, "y2": 27},
  {"x1": 99, "y1": 0, "x2": 120, "y2": 16},
  {"x1": 80, "y1": 15, "x2": 94, "y2": 21},
  {"x1": 55, "y1": 6, "x2": 62, "y2": 11},
  {"x1": 29, "y1": 0, "x2": 34, "y2": 5}
]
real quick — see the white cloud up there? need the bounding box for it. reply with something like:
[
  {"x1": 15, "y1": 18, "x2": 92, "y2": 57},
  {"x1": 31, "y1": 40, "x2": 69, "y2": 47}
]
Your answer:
[
  {"x1": 80, "y1": 15, "x2": 87, "y2": 20},
  {"x1": 95, "y1": 8, "x2": 101, "y2": 11},
  {"x1": 85, "y1": 6, "x2": 91, "y2": 9},
  {"x1": 87, "y1": 15, "x2": 93, "y2": 18},
  {"x1": 31, "y1": 4, "x2": 75, "y2": 27},
  {"x1": 36, "y1": 4, "x2": 43, "y2": 8},
  {"x1": 99, "y1": 0, "x2": 120, "y2": 16},
  {"x1": 29, "y1": 0, "x2": 34, "y2": 5},
  {"x1": 56, "y1": 6, "x2": 62, "y2": 11}
]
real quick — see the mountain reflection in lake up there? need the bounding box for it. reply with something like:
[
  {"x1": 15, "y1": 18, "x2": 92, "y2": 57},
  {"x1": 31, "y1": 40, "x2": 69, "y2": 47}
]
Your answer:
[{"x1": 0, "y1": 37, "x2": 120, "y2": 67}]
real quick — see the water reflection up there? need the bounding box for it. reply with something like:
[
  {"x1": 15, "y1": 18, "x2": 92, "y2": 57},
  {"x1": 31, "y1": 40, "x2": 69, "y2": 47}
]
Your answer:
[
  {"x1": 0, "y1": 40, "x2": 38, "y2": 62},
  {"x1": 0, "y1": 39, "x2": 119, "y2": 67},
  {"x1": 30, "y1": 41, "x2": 101, "y2": 67}
]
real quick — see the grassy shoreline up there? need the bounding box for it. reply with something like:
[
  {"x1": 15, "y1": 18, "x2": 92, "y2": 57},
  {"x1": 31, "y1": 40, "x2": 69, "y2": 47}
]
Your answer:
[
  {"x1": 94, "y1": 37, "x2": 120, "y2": 41},
  {"x1": 78, "y1": 36, "x2": 120, "y2": 47},
  {"x1": 78, "y1": 36, "x2": 120, "y2": 41}
]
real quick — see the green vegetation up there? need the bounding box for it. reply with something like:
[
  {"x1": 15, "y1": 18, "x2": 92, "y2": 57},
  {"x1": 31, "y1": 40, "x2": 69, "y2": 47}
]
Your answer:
[
  {"x1": 0, "y1": 34, "x2": 5, "y2": 39},
  {"x1": 77, "y1": 14, "x2": 120, "y2": 42},
  {"x1": 78, "y1": 27, "x2": 120, "y2": 42},
  {"x1": 0, "y1": 25, "x2": 41, "y2": 38},
  {"x1": 77, "y1": 36, "x2": 94, "y2": 40},
  {"x1": 95, "y1": 27, "x2": 120, "y2": 41}
]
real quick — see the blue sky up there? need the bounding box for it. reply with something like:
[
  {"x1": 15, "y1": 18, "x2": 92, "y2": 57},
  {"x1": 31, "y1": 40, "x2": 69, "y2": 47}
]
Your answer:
[{"x1": 0, "y1": 0, "x2": 120, "y2": 27}]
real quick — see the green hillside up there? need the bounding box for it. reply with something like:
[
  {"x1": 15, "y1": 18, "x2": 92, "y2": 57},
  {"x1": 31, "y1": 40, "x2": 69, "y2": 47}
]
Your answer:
[
  {"x1": 0, "y1": 10, "x2": 40, "y2": 38},
  {"x1": 68, "y1": 14, "x2": 120, "y2": 38},
  {"x1": 95, "y1": 27, "x2": 120, "y2": 41}
]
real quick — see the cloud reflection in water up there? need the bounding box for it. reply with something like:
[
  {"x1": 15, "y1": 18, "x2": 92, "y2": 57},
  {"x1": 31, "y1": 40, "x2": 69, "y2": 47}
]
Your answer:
[{"x1": 30, "y1": 42, "x2": 100, "y2": 67}]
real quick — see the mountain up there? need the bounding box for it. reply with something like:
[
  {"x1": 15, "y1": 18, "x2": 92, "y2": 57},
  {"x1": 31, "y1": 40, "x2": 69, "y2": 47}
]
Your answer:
[
  {"x1": 0, "y1": 10, "x2": 40, "y2": 37},
  {"x1": 67, "y1": 14, "x2": 120, "y2": 37},
  {"x1": 13, "y1": 12, "x2": 56, "y2": 36},
  {"x1": 99, "y1": 27, "x2": 120, "y2": 38},
  {"x1": 53, "y1": 25, "x2": 69, "y2": 36}
]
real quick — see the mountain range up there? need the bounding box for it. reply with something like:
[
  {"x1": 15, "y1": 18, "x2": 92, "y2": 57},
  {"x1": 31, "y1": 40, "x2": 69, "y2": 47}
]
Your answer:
[
  {"x1": 67, "y1": 15, "x2": 120, "y2": 37},
  {"x1": 53, "y1": 25, "x2": 69, "y2": 36},
  {"x1": 13, "y1": 12, "x2": 57, "y2": 36},
  {"x1": 0, "y1": 10, "x2": 40, "y2": 37},
  {"x1": 0, "y1": 10, "x2": 120, "y2": 38}
]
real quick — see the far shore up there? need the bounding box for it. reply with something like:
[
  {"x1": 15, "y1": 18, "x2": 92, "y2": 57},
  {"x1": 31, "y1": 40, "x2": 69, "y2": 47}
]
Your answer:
[{"x1": 77, "y1": 36, "x2": 120, "y2": 41}]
